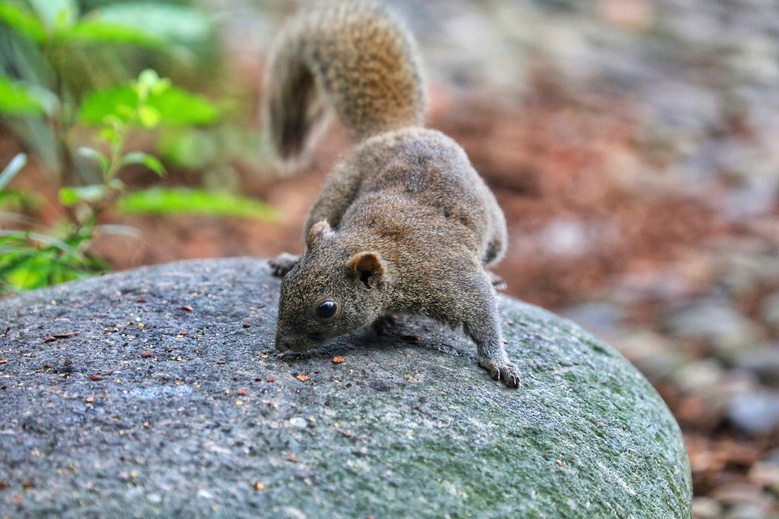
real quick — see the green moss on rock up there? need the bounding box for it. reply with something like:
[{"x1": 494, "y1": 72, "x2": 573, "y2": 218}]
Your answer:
[{"x1": 0, "y1": 258, "x2": 691, "y2": 518}]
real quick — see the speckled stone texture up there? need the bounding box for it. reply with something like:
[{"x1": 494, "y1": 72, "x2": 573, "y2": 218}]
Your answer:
[{"x1": 0, "y1": 258, "x2": 691, "y2": 518}]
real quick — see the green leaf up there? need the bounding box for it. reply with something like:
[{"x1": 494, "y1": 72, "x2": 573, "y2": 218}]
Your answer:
[
  {"x1": 118, "y1": 188, "x2": 280, "y2": 221},
  {"x1": 0, "y1": 3, "x2": 47, "y2": 43},
  {"x1": 0, "y1": 154, "x2": 27, "y2": 192},
  {"x1": 0, "y1": 229, "x2": 77, "y2": 261},
  {"x1": 0, "y1": 233, "x2": 106, "y2": 291},
  {"x1": 80, "y1": 83, "x2": 219, "y2": 126},
  {"x1": 98, "y1": 126, "x2": 120, "y2": 145},
  {"x1": 0, "y1": 76, "x2": 46, "y2": 115},
  {"x1": 64, "y1": 21, "x2": 165, "y2": 48},
  {"x1": 18, "y1": 231, "x2": 72, "y2": 251},
  {"x1": 79, "y1": 84, "x2": 138, "y2": 125},
  {"x1": 148, "y1": 88, "x2": 219, "y2": 125},
  {"x1": 89, "y1": 3, "x2": 212, "y2": 44},
  {"x1": 120, "y1": 152, "x2": 165, "y2": 176},
  {"x1": 77, "y1": 147, "x2": 109, "y2": 173},
  {"x1": 158, "y1": 128, "x2": 217, "y2": 169},
  {"x1": 28, "y1": 0, "x2": 78, "y2": 31},
  {"x1": 59, "y1": 185, "x2": 108, "y2": 206},
  {"x1": 137, "y1": 105, "x2": 161, "y2": 128},
  {"x1": 136, "y1": 69, "x2": 170, "y2": 97},
  {"x1": 0, "y1": 188, "x2": 40, "y2": 213},
  {"x1": 4, "y1": 255, "x2": 50, "y2": 292}
]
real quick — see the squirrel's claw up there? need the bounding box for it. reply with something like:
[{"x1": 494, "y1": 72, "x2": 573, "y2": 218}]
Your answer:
[
  {"x1": 479, "y1": 357, "x2": 521, "y2": 389},
  {"x1": 488, "y1": 272, "x2": 507, "y2": 291},
  {"x1": 269, "y1": 253, "x2": 300, "y2": 278}
]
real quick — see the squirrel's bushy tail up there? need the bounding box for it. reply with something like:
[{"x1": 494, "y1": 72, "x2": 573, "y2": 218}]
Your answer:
[{"x1": 263, "y1": 1, "x2": 426, "y2": 161}]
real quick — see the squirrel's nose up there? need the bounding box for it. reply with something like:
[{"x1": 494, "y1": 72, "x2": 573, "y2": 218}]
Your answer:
[
  {"x1": 275, "y1": 334, "x2": 316, "y2": 352},
  {"x1": 275, "y1": 331, "x2": 301, "y2": 352}
]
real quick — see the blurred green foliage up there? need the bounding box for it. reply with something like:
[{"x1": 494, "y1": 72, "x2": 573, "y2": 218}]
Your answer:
[
  {"x1": 0, "y1": 152, "x2": 108, "y2": 293},
  {"x1": 0, "y1": 70, "x2": 173, "y2": 294},
  {"x1": 119, "y1": 187, "x2": 280, "y2": 221},
  {"x1": 0, "y1": 0, "x2": 219, "y2": 177},
  {"x1": 0, "y1": 2, "x2": 277, "y2": 295}
]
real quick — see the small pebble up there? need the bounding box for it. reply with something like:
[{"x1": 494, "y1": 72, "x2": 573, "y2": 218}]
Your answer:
[
  {"x1": 692, "y1": 497, "x2": 721, "y2": 519},
  {"x1": 664, "y1": 300, "x2": 756, "y2": 358},
  {"x1": 146, "y1": 493, "x2": 163, "y2": 504},
  {"x1": 733, "y1": 344, "x2": 779, "y2": 385},
  {"x1": 761, "y1": 293, "x2": 779, "y2": 333},
  {"x1": 673, "y1": 359, "x2": 724, "y2": 393},
  {"x1": 748, "y1": 462, "x2": 779, "y2": 492},
  {"x1": 712, "y1": 482, "x2": 772, "y2": 508},
  {"x1": 289, "y1": 417, "x2": 307, "y2": 429},
  {"x1": 728, "y1": 390, "x2": 779, "y2": 435},
  {"x1": 723, "y1": 502, "x2": 775, "y2": 519}
]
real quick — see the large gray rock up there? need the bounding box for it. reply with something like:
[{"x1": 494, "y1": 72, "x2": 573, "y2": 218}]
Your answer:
[{"x1": 0, "y1": 258, "x2": 691, "y2": 518}]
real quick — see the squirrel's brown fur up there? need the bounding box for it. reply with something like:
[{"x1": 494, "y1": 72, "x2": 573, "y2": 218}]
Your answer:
[
  {"x1": 264, "y1": 1, "x2": 425, "y2": 159},
  {"x1": 266, "y1": 1, "x2": 520, "y2": 388}
]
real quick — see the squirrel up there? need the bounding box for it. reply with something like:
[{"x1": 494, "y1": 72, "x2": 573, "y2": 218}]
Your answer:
[{"x1": 265, "y1": 0, "x2": 520, "y2": 388}]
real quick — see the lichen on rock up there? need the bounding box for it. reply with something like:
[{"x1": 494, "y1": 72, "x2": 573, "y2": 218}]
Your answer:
[{"x1": 0, "y1": 258, "x2": 691, "y2": 518}]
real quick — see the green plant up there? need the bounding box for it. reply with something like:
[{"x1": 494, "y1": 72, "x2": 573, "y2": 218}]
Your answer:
[
  {"x1": 60, "y1": 69, "x2": 170, "y2": 230},
  {"x1": 75, "y1": 68, "x2": 276, "y2": 218},
  {"x1": 0, "y1": 69, "x2": 278, "y2": 296},
  {"x1": 0, "y1": 152, "x2": 108, "y2": 293},
  {"x1": 0, "y1": 0, "x2": 216, "y2": 179},
  {"x1": 0, "y1": 70, "x2": 192, "y2": 294},
  {"x1": 0, "y1": 3, "x2": 279, "y2": 295},
  {"x1": 0, "y1": 69, "x2": 177, "y2": 294}
]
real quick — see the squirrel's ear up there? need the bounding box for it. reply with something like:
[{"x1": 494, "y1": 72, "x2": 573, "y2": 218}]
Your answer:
[
  {"x1": 306, "y1": 221, "x2": 331, "y2": 249},
  {"x1": 347, "y1": 252, "x2": 385, "y2": 289}
]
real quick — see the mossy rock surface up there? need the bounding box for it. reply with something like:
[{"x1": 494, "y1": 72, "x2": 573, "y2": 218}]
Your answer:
[{"x1": 0, "y1": 258, "x2": 691, "y2": 518}]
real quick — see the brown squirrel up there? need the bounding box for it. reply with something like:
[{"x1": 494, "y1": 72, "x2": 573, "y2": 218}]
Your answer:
[{"x1": 265, "y1": 1, "x2": 520, "y2": 388}]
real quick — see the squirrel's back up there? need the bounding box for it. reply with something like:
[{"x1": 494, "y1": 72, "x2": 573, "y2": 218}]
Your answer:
[{"x1": 264, "y1": 1, "x2": 426, "y2": 161}]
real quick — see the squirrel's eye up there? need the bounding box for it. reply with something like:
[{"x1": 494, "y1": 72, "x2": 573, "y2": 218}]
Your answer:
[{"x1": 316, "y1": 299, "x2": 338, "y2": 319}]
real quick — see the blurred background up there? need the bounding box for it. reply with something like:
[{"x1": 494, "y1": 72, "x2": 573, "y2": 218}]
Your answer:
[{"x1": 1, "y1": 0, "x2": 778, "y2": 516}]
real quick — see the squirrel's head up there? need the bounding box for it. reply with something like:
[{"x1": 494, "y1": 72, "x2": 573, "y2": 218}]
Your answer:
[{"x1": 275, "y1": 221, "x2": 388, "y2": 352}]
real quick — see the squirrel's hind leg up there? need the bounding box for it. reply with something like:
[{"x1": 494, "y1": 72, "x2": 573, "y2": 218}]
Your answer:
[{"x1": 269, "y1": 253, "x2": 300, "y2": 277}]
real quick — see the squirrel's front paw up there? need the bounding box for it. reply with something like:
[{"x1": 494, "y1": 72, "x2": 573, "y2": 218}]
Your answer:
[
  {"x1": 269, "y1": 253, "x2": 300, "y2": 277},
  {"x1": 478, "y1": 357, "x2": 521, "y2": 389}
]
